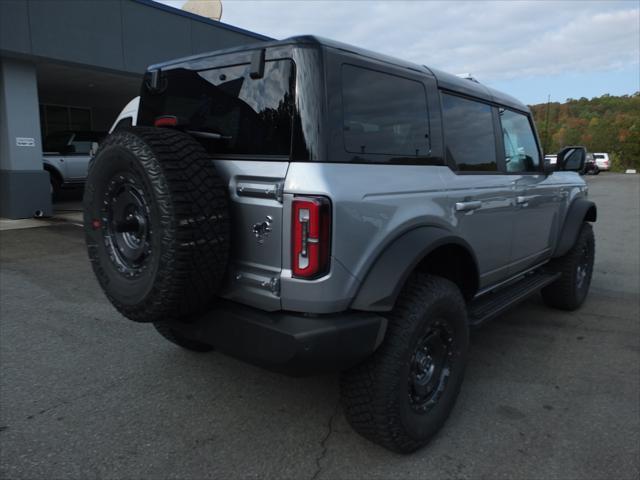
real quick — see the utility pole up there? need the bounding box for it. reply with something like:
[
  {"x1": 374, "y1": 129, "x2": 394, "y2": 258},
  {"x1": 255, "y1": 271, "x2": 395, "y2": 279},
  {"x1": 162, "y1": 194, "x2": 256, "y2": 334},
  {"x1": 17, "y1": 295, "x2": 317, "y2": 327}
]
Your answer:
[{"x1": 543, "y1": 94, "x2": 551, "y2": 153}]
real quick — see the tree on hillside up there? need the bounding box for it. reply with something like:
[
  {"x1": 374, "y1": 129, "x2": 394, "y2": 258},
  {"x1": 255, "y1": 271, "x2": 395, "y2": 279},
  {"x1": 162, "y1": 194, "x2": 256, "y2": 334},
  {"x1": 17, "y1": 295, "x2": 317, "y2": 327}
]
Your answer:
[{"x1": 530, "y1": 93, "x2": 640, "y2": 171}]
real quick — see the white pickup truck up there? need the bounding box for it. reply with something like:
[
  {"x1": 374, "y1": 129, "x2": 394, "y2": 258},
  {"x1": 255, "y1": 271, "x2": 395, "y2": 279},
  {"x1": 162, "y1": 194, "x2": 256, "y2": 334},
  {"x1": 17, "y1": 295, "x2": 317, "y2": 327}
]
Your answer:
[{"x1": 43, "y1": 131, "x2": 105, "y2": 195}]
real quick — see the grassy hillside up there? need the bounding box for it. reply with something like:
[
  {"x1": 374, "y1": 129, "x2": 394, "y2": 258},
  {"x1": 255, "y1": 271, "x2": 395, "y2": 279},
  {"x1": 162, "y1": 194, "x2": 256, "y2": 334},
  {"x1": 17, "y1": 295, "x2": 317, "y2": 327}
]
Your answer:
[{"x1": 530, "y1": 93, "x2": 640, "y2": 171}]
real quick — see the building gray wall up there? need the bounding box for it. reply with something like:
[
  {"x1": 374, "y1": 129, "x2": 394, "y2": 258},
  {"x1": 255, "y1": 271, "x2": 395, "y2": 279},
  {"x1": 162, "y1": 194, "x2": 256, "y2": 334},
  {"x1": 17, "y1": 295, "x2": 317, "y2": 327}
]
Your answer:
[
  {"x1": 0, "y1": 0, "x2": 270, "y2": 218},
  {"x1": 0, "y1": 58, "x2": 51, "y2": 218},
  {"x1": 0, "y1": 0, "x2": 271, "y2": 75}
]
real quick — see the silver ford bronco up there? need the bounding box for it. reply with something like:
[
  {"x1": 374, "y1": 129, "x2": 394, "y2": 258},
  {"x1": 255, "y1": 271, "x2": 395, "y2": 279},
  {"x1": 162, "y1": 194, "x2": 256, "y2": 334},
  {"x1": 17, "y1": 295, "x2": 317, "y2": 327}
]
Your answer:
[{"x1": 84, "y1": 36, "x2": 596, "y2": 453}]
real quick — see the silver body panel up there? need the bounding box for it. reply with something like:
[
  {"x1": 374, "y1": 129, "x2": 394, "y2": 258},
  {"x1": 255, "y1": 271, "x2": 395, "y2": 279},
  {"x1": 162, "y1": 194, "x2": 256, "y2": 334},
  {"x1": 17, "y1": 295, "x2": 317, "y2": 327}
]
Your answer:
[
  {"x1": 212, "y1": 158, "x2": 586, "y2": 314},
  {"x1": 214, "y1": 160, "x2": 289, "y2": 311}
]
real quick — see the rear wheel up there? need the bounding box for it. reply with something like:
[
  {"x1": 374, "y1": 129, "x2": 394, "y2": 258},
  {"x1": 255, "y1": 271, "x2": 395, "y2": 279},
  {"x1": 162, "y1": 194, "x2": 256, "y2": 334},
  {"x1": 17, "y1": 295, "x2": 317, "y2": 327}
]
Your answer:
[
  {"x1": 341, "y1": 274, "x2": 469, "y2": 453},
  {"x1": 83, "y1": 127, "x2": 230, "y2": 323},
  {"x1": 542, "y1": 222, "x2": 595, "y2": 310}
]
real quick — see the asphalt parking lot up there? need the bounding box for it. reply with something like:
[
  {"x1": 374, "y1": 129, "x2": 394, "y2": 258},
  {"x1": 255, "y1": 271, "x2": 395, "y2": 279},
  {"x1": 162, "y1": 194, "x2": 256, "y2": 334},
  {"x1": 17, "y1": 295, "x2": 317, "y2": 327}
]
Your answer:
[{"x1": 1, "y1": 173, "x2": 638, "y2": 480}]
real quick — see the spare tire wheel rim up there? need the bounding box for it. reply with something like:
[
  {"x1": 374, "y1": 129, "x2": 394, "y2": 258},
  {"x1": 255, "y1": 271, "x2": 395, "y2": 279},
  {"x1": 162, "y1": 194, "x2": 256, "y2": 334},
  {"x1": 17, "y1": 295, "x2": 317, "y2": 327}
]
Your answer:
[
  {"x1": 102, "y1": 172, "x2": 152, "y2": 277},
  {"x1": 408, "y1": 320, "x2": 455, "y2": 413}
]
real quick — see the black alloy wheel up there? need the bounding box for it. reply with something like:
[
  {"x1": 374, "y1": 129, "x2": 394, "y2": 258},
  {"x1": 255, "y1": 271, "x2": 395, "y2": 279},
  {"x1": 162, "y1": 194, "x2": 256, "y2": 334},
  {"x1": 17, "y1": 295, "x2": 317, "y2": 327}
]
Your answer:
[
  {"x1": 102, "y1": 172, "x2": 152, "y2": 278},
  {"x1": 408, "y1": 321, "x2": 455, "y2": 414}
]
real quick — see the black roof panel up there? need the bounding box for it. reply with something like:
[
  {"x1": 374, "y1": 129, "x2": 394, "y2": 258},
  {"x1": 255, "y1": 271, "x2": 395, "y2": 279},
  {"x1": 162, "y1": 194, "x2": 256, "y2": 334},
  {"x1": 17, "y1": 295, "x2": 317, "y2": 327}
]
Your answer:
[{"x1": 150, "y1": 35, "x2": 529, "y2": 112}]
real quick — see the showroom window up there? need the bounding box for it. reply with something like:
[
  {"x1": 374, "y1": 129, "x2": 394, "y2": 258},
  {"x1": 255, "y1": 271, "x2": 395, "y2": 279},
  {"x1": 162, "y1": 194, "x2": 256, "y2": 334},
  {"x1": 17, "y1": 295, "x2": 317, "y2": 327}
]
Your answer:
[{"x1": 39, "y1": 104, "x2": 92, "y2": 137}]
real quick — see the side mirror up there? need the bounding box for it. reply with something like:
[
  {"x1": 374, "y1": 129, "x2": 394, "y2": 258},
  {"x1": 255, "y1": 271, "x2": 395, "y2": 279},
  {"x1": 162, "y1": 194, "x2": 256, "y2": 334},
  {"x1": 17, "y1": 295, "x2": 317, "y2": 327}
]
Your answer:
[
  {"x1": 542, "y1": 157, "x2": 555, "y2": 175},
  {"x1": 557, "y1": 146, "x2": 586, "y2": 172}
]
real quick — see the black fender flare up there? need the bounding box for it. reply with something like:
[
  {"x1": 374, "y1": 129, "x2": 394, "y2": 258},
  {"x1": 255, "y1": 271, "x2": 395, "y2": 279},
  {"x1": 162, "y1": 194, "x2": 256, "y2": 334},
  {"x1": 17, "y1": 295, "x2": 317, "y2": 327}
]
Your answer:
[
  {"x1": 43, "y1": 163, "x2": 63, "y2": 183},
  {"x1": 350, "y1": 226, "x2": 479, "y2": 311},
  {"x1": 554, "y1": 198, "x2": 597, "y2": 257}
]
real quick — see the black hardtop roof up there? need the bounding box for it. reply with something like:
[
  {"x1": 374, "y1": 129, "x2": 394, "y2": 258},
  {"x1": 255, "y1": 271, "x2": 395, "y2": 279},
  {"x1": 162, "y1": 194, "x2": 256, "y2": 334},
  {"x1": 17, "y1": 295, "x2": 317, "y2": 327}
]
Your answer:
[{"x1": 150, "y1": 35, "x2": 528, "y2": 113}]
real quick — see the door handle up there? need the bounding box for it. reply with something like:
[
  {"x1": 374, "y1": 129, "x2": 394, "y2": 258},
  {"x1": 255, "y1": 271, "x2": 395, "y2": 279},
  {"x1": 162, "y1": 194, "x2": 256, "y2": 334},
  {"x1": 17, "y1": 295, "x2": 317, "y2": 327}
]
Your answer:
[
  {"x1": 455, "y1": 200, "x2": 482, "y2": 212},
  {"x1": 516, "y1": 195, "x2": 534, "y2": 206}
]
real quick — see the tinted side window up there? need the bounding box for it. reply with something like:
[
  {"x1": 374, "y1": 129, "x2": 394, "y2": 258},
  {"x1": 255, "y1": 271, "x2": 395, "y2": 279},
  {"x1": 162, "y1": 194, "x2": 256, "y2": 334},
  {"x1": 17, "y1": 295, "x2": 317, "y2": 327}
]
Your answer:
[
  {"x1": 44, "y1": 132, "x2": 72, "y2": 153},
  {"x1": 442, "y1": 93, "x2": 497, "y2": 171},
  {"x1": 500, "y1": 109, "x2": 540, "y2": 172},
  {"x1": 69, "y1": 139, "x2": 93, "y2": 155},
  {"x1": 341, "y1": 65, "x2": 429, "y2": 157},
  {"x1": 71, "y1": 132, "x2": 104, "y2": 155}
]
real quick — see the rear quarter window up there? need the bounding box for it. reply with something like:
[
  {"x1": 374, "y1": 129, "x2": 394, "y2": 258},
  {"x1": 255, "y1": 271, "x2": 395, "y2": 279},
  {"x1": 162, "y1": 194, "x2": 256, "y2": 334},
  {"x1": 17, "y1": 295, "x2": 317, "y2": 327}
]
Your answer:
[{"x1": 341, "y1": 65, "x2": 430, "y2": 159}]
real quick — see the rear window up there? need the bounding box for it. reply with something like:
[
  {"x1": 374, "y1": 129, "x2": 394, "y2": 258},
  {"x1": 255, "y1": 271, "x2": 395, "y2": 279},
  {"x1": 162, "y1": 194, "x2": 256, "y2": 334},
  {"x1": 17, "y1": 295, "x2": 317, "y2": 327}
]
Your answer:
[
  {"x1": 143, "y1": 59, "x2": 295, "y2": 156},
  {"x1": 341, "y1": 65, "x2": 429, "y2": 158}
]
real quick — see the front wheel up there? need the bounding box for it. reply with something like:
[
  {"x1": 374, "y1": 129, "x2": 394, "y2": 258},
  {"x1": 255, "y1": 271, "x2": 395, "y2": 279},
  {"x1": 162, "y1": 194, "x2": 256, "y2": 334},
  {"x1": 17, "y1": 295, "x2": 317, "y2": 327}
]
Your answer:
[
  {"x1": 542, "y1": 222, "x2": 595, "y2": 310},
  {"x1": 340, "y1": 273, "x2": 469, "y2": 453}
]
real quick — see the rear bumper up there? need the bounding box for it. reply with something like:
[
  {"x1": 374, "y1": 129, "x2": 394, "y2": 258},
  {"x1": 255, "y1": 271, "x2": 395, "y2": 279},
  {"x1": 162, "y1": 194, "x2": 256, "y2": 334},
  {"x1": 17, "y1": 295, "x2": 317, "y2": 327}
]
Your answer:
[{"x1": 165, "y1": 300, "x2": 387, "y2": 376}]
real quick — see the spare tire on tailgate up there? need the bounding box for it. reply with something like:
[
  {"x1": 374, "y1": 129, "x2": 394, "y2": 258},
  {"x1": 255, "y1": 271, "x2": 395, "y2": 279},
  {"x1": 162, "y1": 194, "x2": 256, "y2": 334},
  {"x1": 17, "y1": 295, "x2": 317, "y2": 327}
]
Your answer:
[{"x1": 83, "y1": 127, "x2": 230, "y2": 323}]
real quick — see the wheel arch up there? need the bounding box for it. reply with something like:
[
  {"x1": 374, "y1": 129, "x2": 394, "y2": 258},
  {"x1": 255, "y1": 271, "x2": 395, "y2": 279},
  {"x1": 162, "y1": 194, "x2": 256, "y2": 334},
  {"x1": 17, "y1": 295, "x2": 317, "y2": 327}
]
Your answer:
[
  {"x1": 350, "y1": 226, "x2": 480, "y2": 311},
  {"x1": 554, "y1": 198, "x2": 597, "y2": 258},
  {"x1": 43, "y1": 163, "x2": 63, "y2": 184}
]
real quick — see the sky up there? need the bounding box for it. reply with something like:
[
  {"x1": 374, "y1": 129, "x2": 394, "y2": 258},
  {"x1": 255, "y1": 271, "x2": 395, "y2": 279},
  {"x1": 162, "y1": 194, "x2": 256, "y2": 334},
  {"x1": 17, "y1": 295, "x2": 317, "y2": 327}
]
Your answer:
[{"x1": 158, "y1": 0, "x2": 640, "y2": 105}]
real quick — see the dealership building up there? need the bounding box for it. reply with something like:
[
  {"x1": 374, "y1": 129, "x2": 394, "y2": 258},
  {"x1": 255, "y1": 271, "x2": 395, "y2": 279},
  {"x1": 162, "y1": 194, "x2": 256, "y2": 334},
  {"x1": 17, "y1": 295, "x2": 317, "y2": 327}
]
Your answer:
[{"x1": 0, "y1": 0, "x2": 269, "y2": 218}]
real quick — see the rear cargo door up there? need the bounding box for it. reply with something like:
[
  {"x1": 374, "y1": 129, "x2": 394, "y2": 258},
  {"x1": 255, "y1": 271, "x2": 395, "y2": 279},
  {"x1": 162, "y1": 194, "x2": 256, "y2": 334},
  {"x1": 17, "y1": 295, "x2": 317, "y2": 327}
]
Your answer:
[
  {"x1": 139, "y1": 56, "x2": 298, "y2": 310},
  {"x1": 214, "y1": 160, "x2": 288, "y2": 311}
]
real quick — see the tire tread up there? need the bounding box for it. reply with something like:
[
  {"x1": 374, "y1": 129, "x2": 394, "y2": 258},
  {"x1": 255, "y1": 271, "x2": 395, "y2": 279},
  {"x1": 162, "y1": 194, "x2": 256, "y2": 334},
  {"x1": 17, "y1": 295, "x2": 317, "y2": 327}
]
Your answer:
[{"x1": 85, "y1": 127, "x2": 230, "y2": 323}]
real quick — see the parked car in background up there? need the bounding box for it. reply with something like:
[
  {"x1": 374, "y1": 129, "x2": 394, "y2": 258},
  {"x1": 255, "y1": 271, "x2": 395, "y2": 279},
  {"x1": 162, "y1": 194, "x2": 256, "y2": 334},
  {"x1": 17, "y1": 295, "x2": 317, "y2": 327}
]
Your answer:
[
  {"x1": 43, "y1": 131, "x2": 106, "y2": 195},
  {"x1": 545, "y1": 153, "x2": 557, "y2": 165},
  {"x1": 584, "y1": 152, "x2": 600, "y2": 175},
  {"x1": 594, "y1": 152, "x2": 610, "y2": 171}
]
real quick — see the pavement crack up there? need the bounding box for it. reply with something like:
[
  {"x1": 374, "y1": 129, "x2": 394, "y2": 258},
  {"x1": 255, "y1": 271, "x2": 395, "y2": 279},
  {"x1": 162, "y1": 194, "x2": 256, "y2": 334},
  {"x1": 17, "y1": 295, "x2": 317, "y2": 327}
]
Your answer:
[
  {"x1": 311, "y1": 400, "x2": 340, "y2": 480},
  {"x1": 24, "y1": 376, "x2": 132, "y2": 421}
]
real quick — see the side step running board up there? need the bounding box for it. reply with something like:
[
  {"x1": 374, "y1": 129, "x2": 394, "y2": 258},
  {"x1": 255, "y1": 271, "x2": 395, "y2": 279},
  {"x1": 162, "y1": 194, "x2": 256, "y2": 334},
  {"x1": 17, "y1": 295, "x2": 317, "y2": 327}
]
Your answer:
[{"x1": 468, "y1": 271, "x2": 561, "y2": 326}]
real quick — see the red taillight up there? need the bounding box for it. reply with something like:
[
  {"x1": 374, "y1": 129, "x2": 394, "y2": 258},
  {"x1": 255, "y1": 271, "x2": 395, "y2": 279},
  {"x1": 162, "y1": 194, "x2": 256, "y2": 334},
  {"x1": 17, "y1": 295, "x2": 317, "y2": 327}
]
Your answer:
[
  {"x1": 292, "y1": 196, "x2": 331, "y2": 279},
  {"x1": 154, "y1": 115, "x2": 178, "y2": 127}
]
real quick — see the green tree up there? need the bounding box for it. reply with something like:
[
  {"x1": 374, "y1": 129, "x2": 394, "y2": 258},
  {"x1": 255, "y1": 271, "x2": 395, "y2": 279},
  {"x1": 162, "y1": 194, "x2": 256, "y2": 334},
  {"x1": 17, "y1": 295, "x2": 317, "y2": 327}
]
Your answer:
[{"x1": 531, "y1": 93, "x2": 640, "y2": 171}]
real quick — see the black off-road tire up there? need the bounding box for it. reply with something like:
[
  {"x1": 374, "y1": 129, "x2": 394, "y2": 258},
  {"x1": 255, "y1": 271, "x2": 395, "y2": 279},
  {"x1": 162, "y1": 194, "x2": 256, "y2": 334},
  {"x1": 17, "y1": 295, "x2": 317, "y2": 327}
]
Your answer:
[
  {"x1": 541, "y1": 222, "x2": 595, "y2": 311},
  {"x1": 153, "y1": 322, "x2": 213, "y2": 352},
  {"x1": 340, "y1": 273, "x2": 469, "y2": 454},
  {"x1": 83, "y1": 127, "x2": 230, "y2": 323}
]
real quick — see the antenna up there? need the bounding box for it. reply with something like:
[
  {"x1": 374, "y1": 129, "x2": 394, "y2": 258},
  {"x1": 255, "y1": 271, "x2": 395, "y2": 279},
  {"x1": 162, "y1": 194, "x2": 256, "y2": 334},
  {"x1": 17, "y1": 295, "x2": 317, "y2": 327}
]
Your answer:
[
  {"x1": 182, "y1": 0, "x2": 223, "y2": 21},
  {"x1": 455, "y1": 73, "x2": 480, "y2": 84}
]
